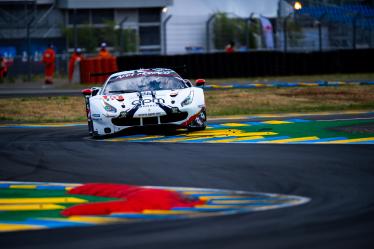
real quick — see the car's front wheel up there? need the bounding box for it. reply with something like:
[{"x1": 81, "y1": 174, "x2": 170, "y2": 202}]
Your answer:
[{"x1": 187, "y1": 110, "x2": 207, "y2": 131}]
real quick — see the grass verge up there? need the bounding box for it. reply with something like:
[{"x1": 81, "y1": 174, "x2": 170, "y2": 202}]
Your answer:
[{"x1": 0, "y1": 85, "x2": 373, "y2": 123}]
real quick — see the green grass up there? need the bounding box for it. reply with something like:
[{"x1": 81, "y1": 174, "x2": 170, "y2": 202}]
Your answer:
[{"x1": 0, "y1": 85, "x2": 373, "y2": 123}]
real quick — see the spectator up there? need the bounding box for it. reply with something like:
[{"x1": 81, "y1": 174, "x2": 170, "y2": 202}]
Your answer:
[
  {"x1": 0, "y1": 56, "x2": 8, "y2": 79},
  {"x1": 69, "y1": 48, "x2": 84, "y2": 83},
  {"x1": 225, "y1": 41, "x2": 235, "y2": 53},
  {"x1": 42, "y1": 44, "x2": 56, "y2": 84},
  {"x1": 98, "y1": 42, "x2": 113, "y2": 58}
]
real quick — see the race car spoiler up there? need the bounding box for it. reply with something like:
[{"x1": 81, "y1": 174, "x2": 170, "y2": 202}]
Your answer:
[{"x1": 90, "y1": 65, "x2": 188, "y2": 78}]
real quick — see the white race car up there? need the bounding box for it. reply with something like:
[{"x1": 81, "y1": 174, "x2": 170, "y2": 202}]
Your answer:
[{"x1": 82, "y1": 68, "x2": 207, "y2": 137}]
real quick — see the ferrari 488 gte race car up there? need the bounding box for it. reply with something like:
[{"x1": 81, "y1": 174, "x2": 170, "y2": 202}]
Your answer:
[{"x1": 82, "y1": 68, "x2": 207, "y2": 137}]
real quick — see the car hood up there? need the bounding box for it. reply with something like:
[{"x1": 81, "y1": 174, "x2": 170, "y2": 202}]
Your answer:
[{"x1": 99, "y1": 88, "x2": 193, "y2": 117}]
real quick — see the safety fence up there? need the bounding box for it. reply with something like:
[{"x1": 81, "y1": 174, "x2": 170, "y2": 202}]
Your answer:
[
  {"x1": 3, "y1": 49, "x2": 374, "y2": 82},
  {"x1": 3, "y1": 55, "x2": 67, "y2": 79},
  {"x1": 117, "y1": 49, "x2": 374, "y2": 79}
]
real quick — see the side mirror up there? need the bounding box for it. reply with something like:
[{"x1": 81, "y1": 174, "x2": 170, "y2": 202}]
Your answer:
[
  {"x1": 195, "y1": 79, "x2": 206, "y2": 87},
  {"x1": 81, "y1": 88, "x2": 92, "y2": 96},
  {"x1": 91, "y1": 87, "x2": 101, "y2": 96},
  {"x1": 184, "y1": 79, "x2": 192, "y2": 87}
]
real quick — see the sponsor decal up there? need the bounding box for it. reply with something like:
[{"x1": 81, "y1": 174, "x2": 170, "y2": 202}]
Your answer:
[
  {"x1": 138, "y1": 112, "x2": 163, "y2": 117},
  {"x1": 132, "y1": 98, "x2": 165, "y2": 106},
  {"x1": 111, "y1": 69, "x2": 179, "y2": 82}
]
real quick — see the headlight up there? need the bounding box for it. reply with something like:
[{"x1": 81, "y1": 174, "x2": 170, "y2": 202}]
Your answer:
[
  {"x1": 181, "y1": 91, "x2": 194, "y2": 107},
  {"x1": 103, "y1": 102, "x2": 117, "y2": 113}
]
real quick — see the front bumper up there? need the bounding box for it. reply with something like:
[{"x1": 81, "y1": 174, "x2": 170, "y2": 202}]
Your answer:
[{"x1": 112, "y1": 112, "x2": 189, "y2": 126}]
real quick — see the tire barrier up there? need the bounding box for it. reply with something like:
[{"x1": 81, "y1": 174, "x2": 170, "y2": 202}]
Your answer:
[
  {"x1": 117, "y1": 49, "x2": 374, "y2": 79},
  {"x1": 80, "y1": 57, "x2": 118, "y2": 84}
]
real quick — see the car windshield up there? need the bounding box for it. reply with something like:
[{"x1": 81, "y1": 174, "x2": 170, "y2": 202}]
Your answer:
[{"x1": 104, "y1": 75, "x2": 188, "y2": 95}]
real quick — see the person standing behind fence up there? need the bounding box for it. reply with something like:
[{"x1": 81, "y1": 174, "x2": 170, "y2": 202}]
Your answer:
[
  {"x1": 0, "y1": 56, "x2": 8, "y2": 79},
  {"x1": 69, "y1": 48, "x2": 84, "y2": 83},
  {"x1": 98, "y1": 42, "x2": 113, "y2": 58},
  {"x1": 42, "y1": 44, "x2": 56, "y2": 84},
  {"x1": 225, "y1": 41, "x2": 235, "y2": 53}
]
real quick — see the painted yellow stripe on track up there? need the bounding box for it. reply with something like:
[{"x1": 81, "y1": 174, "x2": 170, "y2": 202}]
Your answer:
[
  {"x1": 9, "y1": 185, "x2": 36, "y2": 189},
  {"x1": 318, "y1": 137, "x2": 374, "y2": 144},
  {"x1": 0, "y1": 197, "x2": 87, "y2": 204},
  {"x1": 0, "y1": 224, "x2": 44, "y2": 232},
  {"x1": 0, "y1": 204, "x2": 65, "y2": 211},
  {"x1": 261, "y1": 136, "x2": 320, "y2": 144},
  {"x1": 183, "y1": 129, "x2": 244, "y2": 136},
  {"x1": 298, "y1": 83, "x2": 319, "y2": 86},
  {"x1": 262, "y1": 120, "x2": 292, "y2": 125},
  {"x1": 208, "y1": 136, "x2": 264, "y2": 143},
  {"x1": 157, "y1": 135, "x2": 227, "y2": 143},
  {"x1": 158, "y1": 131, "x2": 273, "y2": 143},
  {"x1": 220, "y1": 123, "x2": 250, "y2": 127},
  {"x1": 142, "y1": 210, "x2": 194, "y2": 215},
  {"x1": 108, "y1": 135, "x2": 164, "y2": 142},
  {"x1": 184, "y1": 131, "x2": 274, "y2": 137},
  {"x1": 210, "y1": 85, "x2": 234, "y2": 89},
  {"x1": 254, "y1": 83, "x2": 266, "y2": 87},
  {"x1": 65, "y1": 216, "x2": 124, "y2": 224}
]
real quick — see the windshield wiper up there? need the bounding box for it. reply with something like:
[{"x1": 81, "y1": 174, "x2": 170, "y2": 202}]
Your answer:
[{"x1": 109, "y1": 90, "x2": 138, "y2": 93}]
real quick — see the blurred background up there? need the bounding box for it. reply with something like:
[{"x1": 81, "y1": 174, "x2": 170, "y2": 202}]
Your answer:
[{"x1": 0, "y1": 0, "x2": 373, "y2": 80}]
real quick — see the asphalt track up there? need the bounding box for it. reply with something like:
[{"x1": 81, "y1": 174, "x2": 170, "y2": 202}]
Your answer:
[{"x1": 0, "y1": 115, "x2": 374, "y2": 249}]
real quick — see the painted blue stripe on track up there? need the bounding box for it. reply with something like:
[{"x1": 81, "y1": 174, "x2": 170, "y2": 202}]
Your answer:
[
  {"x1": 1, "y1": 219, "x2": 91, "y2": 228},
  {"x1": 271, "y1": 83, "x2": 299, "y2": 87},
  {"x1": 361, "y1": 82, "x2": 374, "y2": 85},
  {"x1": 293, "y1": 137, "x2": 348, "y2": 144},
  {"x1": 352, "y1": 141, "x2": 374, "y2": 144},
  {"x1": 235, "y1": 136, "x2": 290, "y2": 143},
  {"x1": 284, "y1": 119, "x2": 311, "y2": 123},
  {"x1": 242, "y1": 122, "x2": 264, "y2": 126},
  {"x1": 36, "y1": 186, "x2": 66, "y2": 190},
  {"x1": 0, "y1": 184, "x2": 11, "y2": 188},
  {"x1": 179, "y1": 82, "x2": 373, "y2": 90},
  {"x1": 232, "y1": 84, "x2": 257, "y2": 89},
  {"x1": 207, "y1": 124, "x2": 224, "y2": 128}
]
